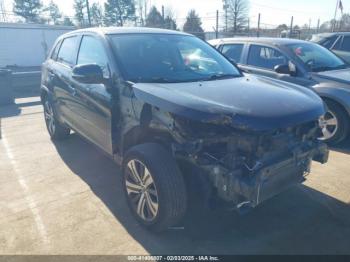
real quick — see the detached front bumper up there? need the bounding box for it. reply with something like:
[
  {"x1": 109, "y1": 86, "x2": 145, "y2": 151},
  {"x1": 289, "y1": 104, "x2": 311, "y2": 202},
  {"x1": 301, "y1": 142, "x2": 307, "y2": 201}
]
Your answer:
[{"x1": 208, "y1": 142, "x2": 329, "y2": 208}]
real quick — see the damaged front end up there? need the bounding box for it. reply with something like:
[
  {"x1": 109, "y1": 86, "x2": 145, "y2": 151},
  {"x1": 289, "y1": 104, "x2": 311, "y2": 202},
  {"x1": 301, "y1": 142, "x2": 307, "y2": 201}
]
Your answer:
[{"x1": 172, "y1": 117, "x2": 329, "y2": 210}]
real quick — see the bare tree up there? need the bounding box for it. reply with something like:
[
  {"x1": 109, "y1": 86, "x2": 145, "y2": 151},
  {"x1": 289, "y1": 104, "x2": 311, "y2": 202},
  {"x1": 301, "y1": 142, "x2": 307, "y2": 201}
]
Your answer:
[
  {"x1": 225, "y1": 0, "x2": 249, "y2": 33},
  {"x1": 136, "y1": 0, "x2": 149, "y2": 26}
]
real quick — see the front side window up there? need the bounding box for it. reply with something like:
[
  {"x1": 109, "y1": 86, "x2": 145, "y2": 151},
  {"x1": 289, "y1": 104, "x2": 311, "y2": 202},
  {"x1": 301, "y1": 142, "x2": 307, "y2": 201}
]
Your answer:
[
  {"x1": 247, "y1": 45, "x2": 288, "y2": 70},
  {"x1": 57, "y1": 36, "x2": 79, "y2": 66},
  {"x1": 77, "y1": 36, "x2": 109, "y2": 76},
  {"x1": 287, "y1": 42, "x2": 347, "y2": 72},
  {"x1": 221, "y1": 44, "x2": 244, "y2": 63},
  {"x1": 339, "y1": 36, "x2": 350, "y2": 52},
  {"x1": 109, "y1": 34, "x2": 241, "y2": 83}
]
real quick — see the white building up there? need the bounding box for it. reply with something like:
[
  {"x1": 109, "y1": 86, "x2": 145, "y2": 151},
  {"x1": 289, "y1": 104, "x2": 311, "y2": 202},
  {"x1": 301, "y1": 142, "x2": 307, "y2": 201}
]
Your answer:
[{"x1": 0, "y1": 23, "x2": 74, "y2": 67}]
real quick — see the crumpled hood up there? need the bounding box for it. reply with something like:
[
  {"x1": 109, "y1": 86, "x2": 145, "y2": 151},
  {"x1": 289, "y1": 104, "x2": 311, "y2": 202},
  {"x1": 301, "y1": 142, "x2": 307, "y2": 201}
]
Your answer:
[
  {"x1": 133, "y1": 75, "x2": 325, "y2": 131},
  {"x1": 314, "y1": 68, "x2": 350, "y2": 86}
]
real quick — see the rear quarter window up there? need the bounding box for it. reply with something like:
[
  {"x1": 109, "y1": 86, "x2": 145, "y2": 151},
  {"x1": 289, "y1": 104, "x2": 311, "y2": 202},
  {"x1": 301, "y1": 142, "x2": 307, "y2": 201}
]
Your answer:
[{"x1": 50, "y1": 40, "x2": 62, "y2": 61}]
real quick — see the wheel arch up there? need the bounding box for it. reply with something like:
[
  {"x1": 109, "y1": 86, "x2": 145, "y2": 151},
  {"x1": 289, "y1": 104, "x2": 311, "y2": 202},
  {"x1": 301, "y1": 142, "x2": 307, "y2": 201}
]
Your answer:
[
  {"x1": 321, "y1": 95, "x2": 350, "y2": 122},
  {"x1": 122, "y1": 103, "x2": 176, "y2": 155}
]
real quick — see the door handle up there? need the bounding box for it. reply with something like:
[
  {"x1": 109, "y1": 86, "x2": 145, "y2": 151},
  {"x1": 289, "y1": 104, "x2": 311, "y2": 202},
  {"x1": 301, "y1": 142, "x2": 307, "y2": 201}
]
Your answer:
[{"x1": 68, "y1": 85, "x2": 77, "y2": 96}]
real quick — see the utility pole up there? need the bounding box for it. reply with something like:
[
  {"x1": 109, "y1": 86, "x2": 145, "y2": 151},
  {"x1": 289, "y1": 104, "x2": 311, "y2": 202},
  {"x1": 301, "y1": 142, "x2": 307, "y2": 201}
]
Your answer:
[
  {"x1": 216, "y1": 10, "x2": 219, "y2": 39},
  {"x1": 289, "y1": 16, "x2": 294, "y2": 38},
  {"x1": 308, "y1": 18, "x2": 312, "y2": 38},
  {"x1": 257, "y1": 13, "x2": 261, "y2": 37},
  {"x1": 317, "y1": 18, "x2": 320, "y2": 33},
  {"x1": 332, "y1": 0, "x2": 339, "y2": 32},
  {"x1": 223, "y1": 0, "x2": 228, "y2": 32},
  {"x1": 161, "y1": 5, "x2": 164, "y2": 20},
  {"x1": 247, "y1": 18, "x2": 250, "y2": 35},
  {"x1": 86, "y1": 0, "x2": 92, "y2": 27}
]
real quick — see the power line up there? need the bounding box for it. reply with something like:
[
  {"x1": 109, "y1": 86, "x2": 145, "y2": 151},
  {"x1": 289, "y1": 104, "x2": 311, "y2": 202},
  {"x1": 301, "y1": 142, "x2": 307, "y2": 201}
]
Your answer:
[{"x1": 249, "y1": 0, "x2": 331, "y2": 15}]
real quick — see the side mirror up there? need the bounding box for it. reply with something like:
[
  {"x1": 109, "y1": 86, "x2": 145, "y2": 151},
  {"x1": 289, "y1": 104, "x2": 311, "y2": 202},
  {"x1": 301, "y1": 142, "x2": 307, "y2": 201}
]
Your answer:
[
  {"x1": 274, "y1": 62, "x2": 297, "y2": 76},
  {"x1": 72, "y1": 64, "x2": 104, "y2": 84},
  {"x1": 274, "y1": 64, "x2": 291, "y2": 75}
]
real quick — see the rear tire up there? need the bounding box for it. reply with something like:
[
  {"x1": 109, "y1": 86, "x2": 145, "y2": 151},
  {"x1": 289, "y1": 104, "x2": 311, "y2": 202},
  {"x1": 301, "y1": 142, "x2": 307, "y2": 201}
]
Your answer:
[
  {"x1": 320, "y1": 100, "x2": 349, "y2": 145},
  {"x1": 43, "y1": 97, "x2": 70, "y2": 141},
  {"x1": 122, "y1": 143, "x2": 187, "y2": 232}
]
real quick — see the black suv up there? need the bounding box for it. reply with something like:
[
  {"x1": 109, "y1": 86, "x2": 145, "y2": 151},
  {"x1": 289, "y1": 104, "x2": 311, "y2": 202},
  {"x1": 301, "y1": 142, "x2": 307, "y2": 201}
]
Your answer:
[{"x1": 41, "y1": 28, "x2": 328, "y2": 232}]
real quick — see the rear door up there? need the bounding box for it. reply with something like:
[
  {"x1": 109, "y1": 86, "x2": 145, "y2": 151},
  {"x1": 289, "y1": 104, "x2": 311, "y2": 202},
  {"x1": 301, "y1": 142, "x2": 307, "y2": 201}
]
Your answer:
[{"x1": 51, "y1": 35, "x2": 81, "y2": 129}]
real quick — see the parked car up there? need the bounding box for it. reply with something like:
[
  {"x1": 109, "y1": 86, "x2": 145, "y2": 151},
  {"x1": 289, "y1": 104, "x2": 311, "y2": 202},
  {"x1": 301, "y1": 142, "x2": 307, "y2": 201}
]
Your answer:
[
  {"x1": 311, "y1": 32, "x2": 350, "y2": 63},
  {"x1": 209, "y1": 37, "x2": 350, "y2": 144},
  {"x1": 41, "y1": 28, "x2": 328, "y2": 232}
]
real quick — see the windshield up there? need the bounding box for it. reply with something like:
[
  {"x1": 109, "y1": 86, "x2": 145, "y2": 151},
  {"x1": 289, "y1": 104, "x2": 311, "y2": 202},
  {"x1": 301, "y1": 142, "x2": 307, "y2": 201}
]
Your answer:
[
  {"x1": 286, "y1": 42, "x2": 347, "y2": 72},
  {"x1": 109, "y1": 34, "x2": 242, "y2": 83}
]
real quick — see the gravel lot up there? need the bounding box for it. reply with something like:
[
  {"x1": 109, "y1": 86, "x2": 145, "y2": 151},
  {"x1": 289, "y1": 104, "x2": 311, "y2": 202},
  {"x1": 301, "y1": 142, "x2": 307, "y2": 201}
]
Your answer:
[{"x1": 1, "y1": 97, "x2": 349, "y2": 255}]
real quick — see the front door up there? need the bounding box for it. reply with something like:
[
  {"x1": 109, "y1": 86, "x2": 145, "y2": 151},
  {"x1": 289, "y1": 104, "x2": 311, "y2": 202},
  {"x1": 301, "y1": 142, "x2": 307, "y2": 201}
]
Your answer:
[
  {"x1": 74, "y1": 35, "x2": 113, "y2": 154},
  {"x1": 242, "y1": 44, "x2": 313, "y2": 86}
]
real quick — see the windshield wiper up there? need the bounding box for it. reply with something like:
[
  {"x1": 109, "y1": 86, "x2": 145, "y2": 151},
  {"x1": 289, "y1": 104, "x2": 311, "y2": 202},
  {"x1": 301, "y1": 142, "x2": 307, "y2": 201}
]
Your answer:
[
  {"x1": 205, "y1": 73, "x2": 239, "y2": 81},
  {"x1": 134, "y1": 77, "x2": 179, "y2": 83},
  {"x1": 313, "y1": 64, "x2": 348, "y2": 72}
]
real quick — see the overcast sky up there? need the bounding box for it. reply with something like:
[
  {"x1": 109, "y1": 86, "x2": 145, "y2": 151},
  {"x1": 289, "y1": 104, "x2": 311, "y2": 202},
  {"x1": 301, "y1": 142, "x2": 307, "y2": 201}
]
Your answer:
[{"x1": 3, "y1": 0, "x2": 349, "y2": 30}]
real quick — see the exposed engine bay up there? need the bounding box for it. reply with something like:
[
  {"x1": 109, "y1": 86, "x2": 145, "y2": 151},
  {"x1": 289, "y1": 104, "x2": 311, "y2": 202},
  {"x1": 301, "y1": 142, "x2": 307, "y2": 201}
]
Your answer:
[{"x1": 171, "y1": 116, "x2": 329, "y2": 209}]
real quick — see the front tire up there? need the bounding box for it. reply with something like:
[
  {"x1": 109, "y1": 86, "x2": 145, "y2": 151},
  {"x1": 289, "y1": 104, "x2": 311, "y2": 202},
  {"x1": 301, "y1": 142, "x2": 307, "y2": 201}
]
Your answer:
[
  {"x1": 122, "y1": 143, "x2": 187, "y2": 232},
  {"x1": 319, "y1": 101, "x2": 349, "y2": 145},
  {"x1": 43, "y1": 97, "x2": 70, "y2": 141}
]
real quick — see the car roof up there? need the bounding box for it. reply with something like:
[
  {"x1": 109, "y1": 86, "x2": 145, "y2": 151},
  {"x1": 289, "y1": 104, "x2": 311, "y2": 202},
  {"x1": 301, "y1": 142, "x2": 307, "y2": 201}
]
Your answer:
[
  {"x1": 60, "y1": 27, "x2": 191, "y2": 38},
  {"x1": 209, "y1": 37, "x2": 311, "y2": 46},
  {"x1": 313, "y1": 32, "x2": 350, "y2": 38}
]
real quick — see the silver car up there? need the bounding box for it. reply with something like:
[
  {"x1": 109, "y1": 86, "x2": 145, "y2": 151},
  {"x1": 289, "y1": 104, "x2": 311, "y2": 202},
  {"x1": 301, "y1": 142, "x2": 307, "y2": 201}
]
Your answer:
[{"x1": 209, "y1": 37, "x2": 350, "y2": 145}]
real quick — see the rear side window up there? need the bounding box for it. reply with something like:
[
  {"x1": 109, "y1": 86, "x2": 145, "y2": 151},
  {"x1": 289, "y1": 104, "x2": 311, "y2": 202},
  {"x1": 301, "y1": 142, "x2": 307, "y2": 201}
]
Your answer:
[
  {"x1": 247, "y1": 45, "x2": 288, "y2": 70},
  {"x1": 221, "y1": 44, "x2": 244, "y2": 63},
  {"x1": 321, "y1": 36, "x2": 338, "y2": 49},
  {"x1": 57, "y1": 36, "x2": 79, "y2": 66}
]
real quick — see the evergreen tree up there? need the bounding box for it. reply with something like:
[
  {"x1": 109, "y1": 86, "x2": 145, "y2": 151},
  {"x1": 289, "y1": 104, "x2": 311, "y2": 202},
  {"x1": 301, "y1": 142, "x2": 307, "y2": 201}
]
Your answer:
[
  {"x1": 43, "y1": 0, "x2": 62, "y2": 25},
  {"x1": 90, "y1": 3, "x2": 103, "y2": 26},
  {"x1": 145, "y1": 6, "x2": 164, "y2": 28},
  {"x1": 164, "y1": 15, "x2": 177, "y2": 30},
  {"x1": 13, "y1": 0, "x2": 43, "y2": 23},
  {"x1": 104, "y1": 0, "x2": 136, "y2": 26},
  {"x1": 74, "y1": 0, "x2": 86, "y2": 27},
  {"x1": 183, "y1": 10, "x2": 205, "y2": 39},
  {"x1": 63, "y1": 17, "x2": 75, "y2": 26}
]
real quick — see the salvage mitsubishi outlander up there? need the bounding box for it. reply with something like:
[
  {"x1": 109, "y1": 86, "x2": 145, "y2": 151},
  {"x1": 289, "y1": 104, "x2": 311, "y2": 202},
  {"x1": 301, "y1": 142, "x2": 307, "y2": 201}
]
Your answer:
[{"x1": 41, "y1": 27, "x2": 329, "y2": 232}]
